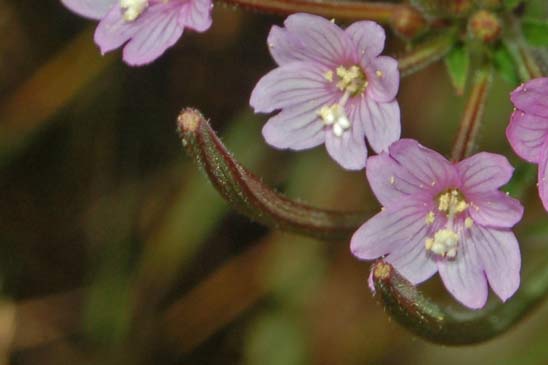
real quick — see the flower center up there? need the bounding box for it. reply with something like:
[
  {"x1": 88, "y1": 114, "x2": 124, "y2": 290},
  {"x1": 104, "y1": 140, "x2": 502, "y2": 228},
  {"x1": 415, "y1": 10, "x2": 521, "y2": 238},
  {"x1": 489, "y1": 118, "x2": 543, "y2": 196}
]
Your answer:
[
  {"x1": 317, "y1": 65, "x2": 367, "y2": 137},
  {"x1": 335, "y1": 65, "x2": 367, "y2": 96},
  {"x1": 120, "y1": 0, "x2": 150, "y2": 21},
  {"x1": 424, "y1": 189, "x2": 470, "y2": 259}
]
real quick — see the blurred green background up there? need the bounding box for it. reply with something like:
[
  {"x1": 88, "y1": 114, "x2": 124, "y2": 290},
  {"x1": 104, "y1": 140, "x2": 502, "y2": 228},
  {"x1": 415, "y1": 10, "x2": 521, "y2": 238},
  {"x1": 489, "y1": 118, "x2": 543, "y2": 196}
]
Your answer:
[{"x1": 0, "y1": 0, "x2": 547, "y2": 364}]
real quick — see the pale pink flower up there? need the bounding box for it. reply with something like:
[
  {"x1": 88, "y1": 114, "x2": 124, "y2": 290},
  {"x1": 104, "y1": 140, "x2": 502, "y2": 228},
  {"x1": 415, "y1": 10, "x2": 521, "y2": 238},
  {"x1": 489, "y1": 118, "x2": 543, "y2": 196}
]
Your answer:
[
  {"x1": 351, "y1": 139, "x2": 523, "y2": 309},
  {"x1": 61, "y1": 0, "x2": 213, "y2": 66},
  {"x1": 250, "y1": 13, "x2": 400, "y2": 170},
  {"x1": 506, "y1": 77, "x2": 548, "y2": 210}
]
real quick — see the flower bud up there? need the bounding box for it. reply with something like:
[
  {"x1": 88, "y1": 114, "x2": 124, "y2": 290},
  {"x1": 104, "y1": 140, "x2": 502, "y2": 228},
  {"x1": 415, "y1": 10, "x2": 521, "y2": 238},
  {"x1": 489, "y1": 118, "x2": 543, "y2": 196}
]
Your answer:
[
  {"x1": 468, "y1": 10, "x2": 502, "y2": 43},
  {"x1": 391, "y1": 6, "x2": 427, "y2": 39}
]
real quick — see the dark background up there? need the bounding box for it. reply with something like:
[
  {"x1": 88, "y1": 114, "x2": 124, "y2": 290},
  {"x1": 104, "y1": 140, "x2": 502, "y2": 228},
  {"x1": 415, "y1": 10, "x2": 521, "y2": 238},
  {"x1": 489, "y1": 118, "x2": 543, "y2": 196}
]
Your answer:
[{"x1": 0, "y1": 0, "x2": 547, "y2": 364}]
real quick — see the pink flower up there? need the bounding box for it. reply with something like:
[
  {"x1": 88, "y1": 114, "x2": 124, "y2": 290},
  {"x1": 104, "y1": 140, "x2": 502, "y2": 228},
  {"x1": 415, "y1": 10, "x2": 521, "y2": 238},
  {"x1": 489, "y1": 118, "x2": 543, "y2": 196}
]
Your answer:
[
  {"x1": 506, "y1": 77, "x2": 548, "y2": 210},
  {"x1": 250, "y1": 14, "x2": 400, "y2": 170},
  {"x1": 350, "y1": 139, "x2": 523, "y2": 309},
  {"x1": 61, "y1": 0, "x2": 213, "y2": 66}
]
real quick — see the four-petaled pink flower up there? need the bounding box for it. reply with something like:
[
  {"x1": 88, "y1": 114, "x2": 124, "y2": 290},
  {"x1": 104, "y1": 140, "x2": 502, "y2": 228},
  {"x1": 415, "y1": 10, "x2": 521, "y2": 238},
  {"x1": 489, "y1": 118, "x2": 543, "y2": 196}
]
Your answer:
[
  {"x1": 506, "y1": 77, "x2": 548, "y2": 211},
  {"x1": 350, "y1": 139, "x2": 523, "y2": 309},
  {"x1": 61, "y1": 0, "x2": 213, "y2": 66},
  {"x1": 250, "y1": 13, "x2": 400, "y2": 170}
]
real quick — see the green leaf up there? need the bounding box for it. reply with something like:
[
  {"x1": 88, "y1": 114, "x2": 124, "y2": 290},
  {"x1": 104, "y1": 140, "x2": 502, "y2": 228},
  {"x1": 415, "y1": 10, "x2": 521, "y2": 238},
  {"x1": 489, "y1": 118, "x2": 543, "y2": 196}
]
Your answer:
[
  {"x1": 444, "y1": 45, "x2": 470, "y2": 95},
  {"x1": 494, "y1": 44, "x2": 520, "y2": 85},
  {"x1": 503, "y1": 0, "x2": 521, "y2": 10},
  {"x1": 522, "y1": 18, "x2": 548, "y2": 47}
]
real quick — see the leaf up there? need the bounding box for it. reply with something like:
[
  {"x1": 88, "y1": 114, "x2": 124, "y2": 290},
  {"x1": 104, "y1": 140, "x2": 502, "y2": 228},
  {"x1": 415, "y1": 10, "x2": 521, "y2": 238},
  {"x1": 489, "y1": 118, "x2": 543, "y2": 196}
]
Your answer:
[
  {"x1": 444, "y1": 44, "x2": 470, "y2": 95},
  {"x1": 522, "y1": 18, "x2": 548, "y2": 47},
  {"x1": 503, "y1": 0, "x2": 521, "y2": 10},
  {"x1": 493, "y1": 44, "x2": 520, "y2": 85}
]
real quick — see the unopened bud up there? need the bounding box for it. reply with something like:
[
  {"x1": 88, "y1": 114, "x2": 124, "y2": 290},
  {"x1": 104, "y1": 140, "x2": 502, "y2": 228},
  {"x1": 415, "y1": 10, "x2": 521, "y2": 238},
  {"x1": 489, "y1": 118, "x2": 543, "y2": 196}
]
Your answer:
[
  {"x1": 468, "y1": 10, "x2": 501, "y2": 43},
  {"x1": 391, "y1": 6, "x2": 427, "y2": 39},
  {"x1": 177, "y1": 107, "x2": 203, "y2": 134}
]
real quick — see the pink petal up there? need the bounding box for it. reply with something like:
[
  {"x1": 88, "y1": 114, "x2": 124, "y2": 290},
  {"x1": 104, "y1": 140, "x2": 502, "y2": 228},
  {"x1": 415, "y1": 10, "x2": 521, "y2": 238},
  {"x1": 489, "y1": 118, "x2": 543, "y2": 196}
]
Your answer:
[
  {"x1": 506, "y1": 109, "x2": 548, "y2": 163},
  {"x1": 123, "y1": 8, "x2": 184, "y2": 65},
  {"x1": 178, "y1": 0, "x2": 213, "y2": 32},
  {"x1": 282, "y1": 13, "x2": 356, "y2": 67},
  {"x1": 350, "y1": 202, "x2": 428, "y2": 260},
  {"x1": 324, "y1": 111, "x2": 367, "y2": 170},
  {"x1": 437, "y1": 231, "x2": 488, "y2": 309},
  {"x1": 511, "y1": 78, "x2": 548, "y2": 118},
  {"x1": 364, "y1": 55, "x2": 400, "y2": 103},
  {"x1": 385, "y1": 222, "x2": 438, "y2": 284},
  {"x1": 537, "y1": 145, "x2": 548, "y2": 211},
  {"x1": 366, "y1": 154, "x2": 424, "y2": 207},
  {"x1": 456, "y1": 152, "x2": 514, "y2": 194},
  {"x1": 366, "y1": 139, "x2": 457, "y2": 207},
  {"x1": 467, "y1": 191, "x2": 523, "y2": 228},
  {"x1": 95, "y1": 6, "x2": 141, "y2": 55},
  {"x1": 267, "y1": 26, "x2": 304, "y2": 66},
  {"x1": 61, "y1": 0, "x2": 115, "y2": 19},
  {"x1": 250, "y1": 62, "x2": 331, "y2": 113},
  {"x1": 262, "y1": 96, "x2": 332, "y2": 150},
  {"x1": 471, "y1": 225, "x2": 520, "y2": 303},
  {"x1": 356, "y1": 97, "x2": 400, "y2": 153},
  {"x1": 95, "y1": 3, "x2": 186, "y2": 66},
  {"x1": 345, "y1": 21, "x2": 386, "y2": 59}
]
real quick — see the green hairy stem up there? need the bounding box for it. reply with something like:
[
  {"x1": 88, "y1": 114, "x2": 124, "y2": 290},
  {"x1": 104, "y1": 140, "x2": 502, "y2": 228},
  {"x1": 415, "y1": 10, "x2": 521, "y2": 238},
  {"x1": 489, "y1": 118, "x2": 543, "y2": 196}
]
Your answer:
[
  {"x1": 371, "y1": 260, "x2": 548, "y2": 345},
  {"x1": 177, "y1": 108, "x2": 372, "y2": 241}
]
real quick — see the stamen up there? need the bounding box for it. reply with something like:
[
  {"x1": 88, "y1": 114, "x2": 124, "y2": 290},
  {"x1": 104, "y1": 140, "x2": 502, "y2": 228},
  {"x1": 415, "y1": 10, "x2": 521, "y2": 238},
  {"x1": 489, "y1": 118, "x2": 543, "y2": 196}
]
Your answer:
[
  {"x1": 120, "y1": 0, "x2": 149, "y2": 21},
  {"x1": 334, "y1": 65, "x2": 367, "y2": 95},
  {"x1": 465, "y1": 217, "x2": 473, "y2": 229},
  {"x1": 318, "y1": 65, "x2": 367, "y2": 137},
  {"x1": 425, "y1": 229, "x2": 459, "y2": 258},
  {"x1": 425, "y1": 211, "x2": 435, "y2": 225},
  {"x1": 437, "y1": 189, "x2": 468, "y2": 215},
  {"x1": 324, "y1": 70, "x2": 334, "y2": 82},
  {"x1": 427, "y1": 189, "x2": 470, "y2": 259},
  {"x1": 438, "y1": 193, "x2": 450, "y2": 211},
  {"x1": 317, "y1": 103, "x2": 351, "y2": 137}
]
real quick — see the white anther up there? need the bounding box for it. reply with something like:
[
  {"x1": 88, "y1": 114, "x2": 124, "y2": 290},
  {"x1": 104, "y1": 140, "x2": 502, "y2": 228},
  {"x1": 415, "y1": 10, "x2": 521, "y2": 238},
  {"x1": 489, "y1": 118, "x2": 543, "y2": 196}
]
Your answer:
[
  {"x1": 446, "y1": 248, "x2": 457, "y2": 258},
  {"x1": 337, "y1": 115, "x2": 351, "y2": 129},
  {"x1": 426, "y1": 228, "x2": 459, "y2": 258},
  {"x1": 317, "y1": 103, "x2": 352, "y2": 137},
  {"x1": 120, "y1": 0, "x2": 149, "y2": 21}
]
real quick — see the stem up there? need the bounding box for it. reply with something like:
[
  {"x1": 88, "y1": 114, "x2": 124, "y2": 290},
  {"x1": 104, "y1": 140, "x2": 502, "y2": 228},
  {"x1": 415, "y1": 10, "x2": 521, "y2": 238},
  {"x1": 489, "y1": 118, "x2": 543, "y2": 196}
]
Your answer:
[
  {"x1": 503, "y1": 14, "x2": 544, "y2": 81},
  {"x1": 177, "y1": 108, "x2": 372, "y2": 241},
  {"x1": 371, "y1": 260, "x2": 548, "y2": 345},
  {"x1": 397, "y1": 31, "x2": 456, "y2": 77},
  {"x1": 450, "y1": 64, "x2": 493, "y2": 161},
  {"x1": 504, "y1": 38, "x2": 543, "y2": 81},
  {"x1": 517, "y1": 43, "x2": 543, "y2": 79},
  {"x1": 215, "y1": 0, "x2": 419, "y2": 23}
]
